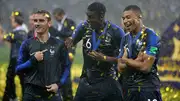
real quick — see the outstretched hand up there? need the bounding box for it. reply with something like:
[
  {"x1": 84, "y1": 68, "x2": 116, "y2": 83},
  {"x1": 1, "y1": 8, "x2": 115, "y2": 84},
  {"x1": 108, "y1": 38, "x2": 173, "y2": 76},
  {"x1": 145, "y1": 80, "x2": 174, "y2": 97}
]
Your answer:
[{"x1": 65, "y1": 37, "x2": 73, "y2": 49}]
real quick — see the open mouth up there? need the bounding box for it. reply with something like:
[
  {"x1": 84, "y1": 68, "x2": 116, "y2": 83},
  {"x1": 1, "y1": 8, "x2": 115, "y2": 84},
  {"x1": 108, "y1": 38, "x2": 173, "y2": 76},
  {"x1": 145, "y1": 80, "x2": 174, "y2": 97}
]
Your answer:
[{"x1": 125, "y1": 22, "x2": 132, "y2": 28}]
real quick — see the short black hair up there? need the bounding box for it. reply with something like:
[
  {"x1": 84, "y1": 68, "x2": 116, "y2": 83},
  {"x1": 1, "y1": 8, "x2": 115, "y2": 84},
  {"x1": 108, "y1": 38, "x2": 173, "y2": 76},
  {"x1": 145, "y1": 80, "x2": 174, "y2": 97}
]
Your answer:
[
  {"x1": 87, "y1": 2, "x2": 106, "y2": 17},
  {"x1": 14, "y1": 16, "x2": 24, "y2": 25},
  {"x1": 124, "y1": 5, "x2": 142, "y2": 16},
  {"x1": 34, "y1": 10, "x2": 51, "y2": 21},
  {"x1": 53, "y1": 8, "x2": 65, "y2": 16}
]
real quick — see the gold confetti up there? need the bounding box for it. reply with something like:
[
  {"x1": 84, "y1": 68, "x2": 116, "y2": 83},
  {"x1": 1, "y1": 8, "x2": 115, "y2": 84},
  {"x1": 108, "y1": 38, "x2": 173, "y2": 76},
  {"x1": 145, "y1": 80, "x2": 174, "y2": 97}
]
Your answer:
[
  {"x1": 166, "y1": 87, "x2": 170, "y2": 91},
  {"x1": 71, "y1": 26, "x2": 75, "y2": 30},
  {"x1": 44, "y1": 13, "x2": 50, "y2": 18},
  {"x1": 173, "y1": 24, "x2": 179, "y2": 33},
  {"x1": 15, "y1": 12, "x2": 19, "y2": 16}
]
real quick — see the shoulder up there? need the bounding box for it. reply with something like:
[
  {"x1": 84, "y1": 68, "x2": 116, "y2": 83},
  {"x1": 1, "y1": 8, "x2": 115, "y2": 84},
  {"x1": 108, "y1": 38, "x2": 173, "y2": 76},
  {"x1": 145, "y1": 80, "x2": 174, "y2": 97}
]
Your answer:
[
  {"x1": 122, "y1": 33, "x2": 131, "y2": 41},
  {"x1": 145, "y1": 27, "x2": 160, "y2": 47},
  {"x1": 145, "y1": 27, "x2": 160, "y2": 43},
  {"x1": 66, "y1": 18, "x2": 75, "y2": 24},
  {"x1": 109, "y1": 22, "x2": 125, "y2": 36},
  {"x1": 75, "y1": 21, "x2": 88, "y2": 31},
  {"x1": 14, "y1": 30, "x2": 27, "y2": 35},
  {"x1": 21, "y1": 37, "x2": 33, "y2": 48},
  {"x1": 110, "y1": 23, "x2": 123, "y2": 31},
  {"x1": 77, "y1": 21, "x2": 88, "y2": 27},
  {"x1": 146, "y1": 28, "x2": 159, "y2": 38},
  {"x1": 27, "y1": 30, "x2": 34, "y2": 35}
]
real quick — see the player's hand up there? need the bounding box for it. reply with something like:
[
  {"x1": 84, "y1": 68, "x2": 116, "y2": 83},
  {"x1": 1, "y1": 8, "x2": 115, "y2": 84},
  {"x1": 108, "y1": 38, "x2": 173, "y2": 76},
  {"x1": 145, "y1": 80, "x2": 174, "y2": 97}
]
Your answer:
[
  {"x1": 34, "y1": 51, "x2": 44, "y2": 61},
  {"x1": 46, "y1": 83, "x2": 59, "y2": 93},
  {"x1": 88, "y1": 50, "x2": 106, "y2": 61},
  {"x1": 65, "y1": 37, "x2": 73, "y2": 49},
  {"x1": 33, "y1": 49, "x2": 47, "y2": 61},
  {"x1": 117, "y1": 56, "x2": 129, "y2": 72},
  {"x1": 118, "y1": 58, "x2": 125, "y2": 64},
  {"x1": 123, "y1": 48, "x2": 128, "y2": 58},
  {"x1": 118, "y1": 58, "x2": 127, "y2": 72}
]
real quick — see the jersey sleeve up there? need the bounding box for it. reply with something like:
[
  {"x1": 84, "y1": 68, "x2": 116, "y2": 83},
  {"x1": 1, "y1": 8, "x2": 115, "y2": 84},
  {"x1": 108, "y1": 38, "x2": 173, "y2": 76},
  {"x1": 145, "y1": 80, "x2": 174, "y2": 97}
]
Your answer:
[
  {"x1": 145, "y1": 29, "x2": 160, "y2": 57},
  {"x1": 111, "y1": 24, "x2": 125, "y2": 57},
  {"x1": 59, "y1": 44, "x2": 71, "y2": 86},
  {"x1": 118, "y1": 36, "x2": 125, "y2": 58},
  {"x1": 118, "y1": 34, "x2": 131, "y2": 58},
  {"x1": 72, "y1": 21, "x2": 86, "y2": 45},
  {"x1": 112, "y1": 24, "x2": 125, "y2": 48},
  {"x1": 16, "y1": 40, "x2": 38, "y2": 73},
  {"x1": 3, "y1": 31, "x2": 26, "y2": 42}
]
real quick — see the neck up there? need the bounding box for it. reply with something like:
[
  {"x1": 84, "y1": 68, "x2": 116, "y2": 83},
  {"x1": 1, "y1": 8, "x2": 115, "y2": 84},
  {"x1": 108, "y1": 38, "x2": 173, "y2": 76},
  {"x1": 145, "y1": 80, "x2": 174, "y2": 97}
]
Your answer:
[
  {"x1": 14, "y1": 25, "x2": 21, "y2": 29},
  {"x1": 98, "y1": 21, "x2": 106, "y2": 32},
  {"x1": 131, "y1": 23, "x2": 143, "y2": 35},
  {"x1": 101, "y1": 20, "x2": 106, "y2": 26},
  {"x1": 36, "y1": 31, "x2": 49, "y2": 43}
]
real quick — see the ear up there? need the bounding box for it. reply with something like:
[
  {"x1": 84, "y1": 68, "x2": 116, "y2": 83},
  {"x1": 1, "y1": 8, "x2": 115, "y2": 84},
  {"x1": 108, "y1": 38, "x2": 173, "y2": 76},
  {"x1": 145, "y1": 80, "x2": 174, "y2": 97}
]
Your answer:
[
  {"x1": 100, "y1": 14, "x2": 104, "y2": 21},
  {"x1": 134, "y1": 17, "x2": 140, "y2": 24},
  {"x1": 48, "y1": 21, "x2": 52, "y2": 27},
  {"x1": 139, "y1": 14, "x2": 142, "y2": 19}
]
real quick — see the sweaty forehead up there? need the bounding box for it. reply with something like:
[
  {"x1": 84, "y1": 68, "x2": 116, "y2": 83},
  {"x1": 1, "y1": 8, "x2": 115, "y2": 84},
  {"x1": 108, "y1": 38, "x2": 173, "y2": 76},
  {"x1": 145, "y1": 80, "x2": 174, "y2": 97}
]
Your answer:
[
  {"x1": 33, "y1": 14, "x2": 46, "y2": 19},
  {"x1": 87, "y1": 10, "x2": 98, "y2": 17},
  {"x1": 123, "y1": 10, "x2": 137, "y2": 17}
]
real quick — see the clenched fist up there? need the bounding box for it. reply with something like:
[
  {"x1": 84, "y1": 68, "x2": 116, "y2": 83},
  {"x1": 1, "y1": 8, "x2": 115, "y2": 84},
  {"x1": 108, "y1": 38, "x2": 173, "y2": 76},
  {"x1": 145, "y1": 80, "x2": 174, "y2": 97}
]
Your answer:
[
  {"x1": 34, "y1": 51, "x2": 44, "y2": 61},
  {"x1": 46, "y1": 83, "x2": 59, "y2": 93}
]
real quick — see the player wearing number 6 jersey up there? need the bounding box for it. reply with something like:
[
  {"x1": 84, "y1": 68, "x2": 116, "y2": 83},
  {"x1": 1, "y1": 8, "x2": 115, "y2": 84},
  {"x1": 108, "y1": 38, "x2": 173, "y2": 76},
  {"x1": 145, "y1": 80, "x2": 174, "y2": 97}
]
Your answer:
[{"x1": 65, "y1": 2, "x2": 125, "y2": 101}]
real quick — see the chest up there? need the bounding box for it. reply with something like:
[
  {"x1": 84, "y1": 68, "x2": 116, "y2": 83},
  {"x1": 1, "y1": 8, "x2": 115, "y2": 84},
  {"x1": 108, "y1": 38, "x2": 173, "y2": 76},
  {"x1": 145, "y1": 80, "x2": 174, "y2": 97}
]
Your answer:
[
  {"x1": 125, "y1": 33, "x2": 148, "y2": 58},
  {"x1": 82, "y1": 30, "x2": 114, "y2": 52},
  {"x1": 28, "y1": 41, "x2": 60, "y2": 60}
]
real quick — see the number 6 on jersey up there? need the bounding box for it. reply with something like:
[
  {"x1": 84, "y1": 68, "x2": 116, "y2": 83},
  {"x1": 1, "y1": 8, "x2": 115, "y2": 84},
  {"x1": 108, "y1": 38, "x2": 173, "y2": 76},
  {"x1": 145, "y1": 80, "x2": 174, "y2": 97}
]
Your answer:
[{"x1": 86, "y1": 38, "x2": 92, "y2": 49}]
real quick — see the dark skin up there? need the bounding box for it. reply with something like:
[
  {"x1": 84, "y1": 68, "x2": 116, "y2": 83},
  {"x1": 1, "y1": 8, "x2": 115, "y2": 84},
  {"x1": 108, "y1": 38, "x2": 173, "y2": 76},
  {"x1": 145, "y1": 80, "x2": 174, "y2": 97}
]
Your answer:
[
  {"x1": 65, "y1": 11, "x2": 118, "y2": 62},
  {"x1": 117, "y1": 48, "x2": 128, "y2": 72},
  {"x1": 118, "y1": 10, "x2": 156, "y2": 73}
]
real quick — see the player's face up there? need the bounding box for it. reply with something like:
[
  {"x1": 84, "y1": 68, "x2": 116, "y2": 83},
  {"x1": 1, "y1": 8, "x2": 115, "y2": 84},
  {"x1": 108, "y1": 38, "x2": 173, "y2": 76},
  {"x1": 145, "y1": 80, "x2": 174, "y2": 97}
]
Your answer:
[
  {"x1": 33, "y1": 14, "x2": 50, "y2": 34},
  {"x1": 29, "y1": 14, "x2": 35, "y2": 29},
  {"x1": 54, "y1": 13, "x2": 63, "y2": 21},
  {"x1": 122, "y1": 10, "x2": 140, "y2": 33},
  {"x1": 86, "y1": 11, "x2": 103, "y2": 30},
  {"x1": 10, "y1": 17, "x2": 18, "y2": 29}
]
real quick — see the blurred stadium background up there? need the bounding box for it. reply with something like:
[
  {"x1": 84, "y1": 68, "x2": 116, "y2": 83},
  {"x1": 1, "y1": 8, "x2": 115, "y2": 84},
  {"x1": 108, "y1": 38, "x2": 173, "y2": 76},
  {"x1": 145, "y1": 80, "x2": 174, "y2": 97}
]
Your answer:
[{"x1": 0, "y1": 0, "x2": 180, "y2": 101}]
